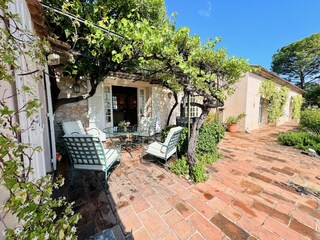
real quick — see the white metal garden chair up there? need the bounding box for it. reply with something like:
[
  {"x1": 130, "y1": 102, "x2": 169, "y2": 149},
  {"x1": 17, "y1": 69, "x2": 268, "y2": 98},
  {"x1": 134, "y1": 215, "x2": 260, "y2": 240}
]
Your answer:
[
  {"x1": 61, "y1": 120, "x2": 107, "y2": 142},
  {"x1": 63, "y1": 134, "x2": 120, "y2": 185},
  {"x1": 141, "y1": 126, "x2": 183, "y2": 168}
]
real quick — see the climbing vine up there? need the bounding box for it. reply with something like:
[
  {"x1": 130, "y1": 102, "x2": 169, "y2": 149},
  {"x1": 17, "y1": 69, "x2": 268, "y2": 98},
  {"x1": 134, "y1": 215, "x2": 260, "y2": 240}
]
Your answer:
[
  {"x1": 259, "y1": 80, "x2": 289, "y2": 123},
  {"x1": 0, "y1": 1, "x2": 79, "y2": 239},
  {"x1": 292, "y1": 95, "x2": 303, "y2": 119}
]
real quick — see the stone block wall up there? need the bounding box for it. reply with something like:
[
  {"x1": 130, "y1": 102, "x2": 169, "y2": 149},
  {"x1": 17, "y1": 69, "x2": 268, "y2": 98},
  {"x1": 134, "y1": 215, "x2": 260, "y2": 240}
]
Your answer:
[{"x1": 54, "y1": 76, "x2": 89, "y2": 139}]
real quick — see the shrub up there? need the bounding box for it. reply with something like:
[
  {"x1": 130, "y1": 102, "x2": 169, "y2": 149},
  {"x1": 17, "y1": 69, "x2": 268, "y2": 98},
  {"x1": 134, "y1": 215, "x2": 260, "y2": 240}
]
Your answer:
[
  {"x1": 300, "y1": 109, "x2": 320, "y2": 130},
  {"x1": 196, "y1": 121, "x2": 225, "y2": 155},
  {"x1": 278, "y1": 131, "x2": 320, "y2": 154},
  {"x1": 191, "y1": 161, "x2": 208, "y2": 182},
  {"x1": 163, "y1": 121, "x2": 225, "y2": 182},
  {"x1": 169, "y1": 155, "x2": 189, "y2": 177},
  {"x1": 197, "y1": 151, "x2": 222, "y2": 164},
  {"x1": 292, "y1": 95, "x2": 303, "y2": 119}
]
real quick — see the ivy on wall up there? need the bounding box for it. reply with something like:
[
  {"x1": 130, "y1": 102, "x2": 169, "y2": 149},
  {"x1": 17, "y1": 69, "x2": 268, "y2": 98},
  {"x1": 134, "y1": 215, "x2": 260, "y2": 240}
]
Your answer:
[
  {"x1": 292, "y1": 95, "x2": 303, "y2": 119},
  {"x1": 259, "y1": 80, "x2": 289, "y2": 123}
]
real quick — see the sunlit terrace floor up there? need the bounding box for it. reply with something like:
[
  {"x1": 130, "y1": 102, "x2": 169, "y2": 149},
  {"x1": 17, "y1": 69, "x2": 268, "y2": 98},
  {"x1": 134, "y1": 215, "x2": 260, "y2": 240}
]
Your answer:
[{"x1": 56, "y1": 121, "x2": 320, "y2": 240}]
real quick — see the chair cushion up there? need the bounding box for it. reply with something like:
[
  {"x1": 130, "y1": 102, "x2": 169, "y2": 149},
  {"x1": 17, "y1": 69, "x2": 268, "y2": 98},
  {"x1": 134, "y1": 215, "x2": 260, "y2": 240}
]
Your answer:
[
  {"x1": 145, "y1": 142, "x2": 176, "y2": 160},
  {"x1": 62, "y1": 120, "x2": 86, "y2": 135}
]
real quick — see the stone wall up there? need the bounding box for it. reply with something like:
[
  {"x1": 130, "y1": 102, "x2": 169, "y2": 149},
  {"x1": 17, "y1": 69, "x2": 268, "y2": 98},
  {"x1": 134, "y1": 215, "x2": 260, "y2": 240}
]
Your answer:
[{"x1": 54, "y1": 76, "x2": 89, "y2": 138}]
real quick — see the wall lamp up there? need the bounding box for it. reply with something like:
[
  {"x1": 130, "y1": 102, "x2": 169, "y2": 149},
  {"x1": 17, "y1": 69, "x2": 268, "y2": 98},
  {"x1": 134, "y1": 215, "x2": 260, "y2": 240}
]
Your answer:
[{"x1": 47, "y1": 53, "x2": 60, "y2": 66}]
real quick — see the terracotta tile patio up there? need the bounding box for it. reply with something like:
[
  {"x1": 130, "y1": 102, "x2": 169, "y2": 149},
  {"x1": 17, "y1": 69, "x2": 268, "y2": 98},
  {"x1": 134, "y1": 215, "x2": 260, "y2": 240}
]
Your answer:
[{"x1": 58, "y1": 121, "x2": 320, "y2": 239}]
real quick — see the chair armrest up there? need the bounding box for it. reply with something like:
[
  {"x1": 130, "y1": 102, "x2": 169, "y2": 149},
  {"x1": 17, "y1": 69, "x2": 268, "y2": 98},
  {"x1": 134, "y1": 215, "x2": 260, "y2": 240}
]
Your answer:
[
  {"x1": 86, "y1": 127, "x2": 100, "y2": 135},
  {"x1": 145, "y1": 141, "x2": 168, "y2": 153},
  {"x1": 160, "y1": 144, "x2": 168, "y2": 153}
]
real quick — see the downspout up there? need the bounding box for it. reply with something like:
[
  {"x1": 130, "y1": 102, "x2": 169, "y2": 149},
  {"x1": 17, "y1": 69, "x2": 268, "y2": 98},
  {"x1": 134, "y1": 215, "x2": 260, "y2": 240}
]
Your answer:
[{"x1": 44, "y1": 65, "x2": 57, "y2": 171}]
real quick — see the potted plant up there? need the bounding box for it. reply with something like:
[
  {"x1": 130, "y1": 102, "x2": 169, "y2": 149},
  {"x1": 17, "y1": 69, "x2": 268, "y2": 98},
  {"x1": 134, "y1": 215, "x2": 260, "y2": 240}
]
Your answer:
[
  {"x1": 226, "y1": 113, "x2": 246, "y2": 132},
  {"x1": 118, "y1": 120, "x2": 130, "y2": 132}
]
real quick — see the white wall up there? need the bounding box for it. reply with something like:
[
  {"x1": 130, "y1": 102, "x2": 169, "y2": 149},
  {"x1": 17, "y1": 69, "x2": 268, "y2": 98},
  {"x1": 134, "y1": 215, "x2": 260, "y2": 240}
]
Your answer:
[
  {"x1": 223, "y1": 73, "x2": 249, "y2": 131},
  {"x1": 244, "y1": 73, "x2": 266, "y2": 131},
  {"x1": 1, "y1": 0, "x2": 52, "y2": 238},
  {"x1": 223, "y1": 72, "x2": 303, "y2": 132}
]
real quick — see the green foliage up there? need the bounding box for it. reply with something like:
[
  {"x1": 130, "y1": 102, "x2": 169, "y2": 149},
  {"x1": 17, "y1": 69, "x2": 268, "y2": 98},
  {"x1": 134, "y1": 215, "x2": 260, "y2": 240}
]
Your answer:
[
  {"x1": 259, "y1": 80, "x2": 276, "y2": 101},
  {"x1": 191, "y1": 161, "x2": 208, "y2": 182},
  {"x1": 278, "y1": 131, "x2": 320, "y2": 154},
  {"x1": 0, "y1": 1, "x2": 79, "y2": 239},
  {"x1": 300, "y1": 109, "x2": 320, "y2": 130},
  {"x1": 259, "y1": 80, "x2": 289, "y2": 123},
  {"x1": 225, "y1": 113, "x2": 246, "y2": 125},
  {"x1": 292, "y1": 95, "x2": 303, "y2": 119},
  {"x1": 196, "y1": 122, "x2": 225, "y2": 155},
  {"x1": 162, "y1": 121, "x2": 225, "y2": 159},
  {"x1": 271, "y1": 33, "x2": 320, "y2": 89},
  {"x1": 164, "y1": 122, "x2": 224, "y2": 181},
  {"x1": 168, "y1": 155, "x2": 189, "y2": 177},
  {"x1": 45, "y1": 0, "x2": 250, "y2": 176},
  {"x1": 197, "y1": 151, "x2": 222, "y2": 164},
  {"x1": 304, "y1": 83, "x2": 320, "y2": 107}
]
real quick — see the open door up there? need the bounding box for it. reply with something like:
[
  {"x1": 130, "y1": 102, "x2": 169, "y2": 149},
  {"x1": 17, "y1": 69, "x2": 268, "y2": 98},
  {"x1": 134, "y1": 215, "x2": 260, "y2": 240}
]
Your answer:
[{"x1": 112, "y1": 86, "x2": 138, "y2": 126}]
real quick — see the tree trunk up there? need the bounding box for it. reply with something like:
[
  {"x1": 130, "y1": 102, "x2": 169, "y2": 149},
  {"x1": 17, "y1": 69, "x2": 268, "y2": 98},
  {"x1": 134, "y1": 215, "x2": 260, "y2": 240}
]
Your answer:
[
  {"x1": 187, "y1": 106, "x2": 210, "y2": 170},
  {"x1": 166, "y1": 92, "x2": 178, "y2": 125},
  {"x1": 300, "y1": 73, "x2": 305, "y2": 89},
  {"x1": 52, "y1": 75, "x2": 98, "y2": 112}
]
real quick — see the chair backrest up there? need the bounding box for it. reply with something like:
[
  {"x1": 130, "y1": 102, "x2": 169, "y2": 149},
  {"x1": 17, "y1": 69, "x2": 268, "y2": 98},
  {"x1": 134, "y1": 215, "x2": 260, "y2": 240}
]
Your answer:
[
  {"x1": 63, "y1": 134, "x2": 106, "y2": 166},
  {"x1": 62, "y1": 120, "x2": 86, "y2": 135},
  {"x1": 163, "y1": 126, "x2": 183, "y2": 154}
]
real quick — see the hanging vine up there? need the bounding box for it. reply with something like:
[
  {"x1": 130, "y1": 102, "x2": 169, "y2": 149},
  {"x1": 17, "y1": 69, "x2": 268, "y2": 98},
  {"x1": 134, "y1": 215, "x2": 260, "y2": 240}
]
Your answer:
[
  {"x1": 292, "y1": 95, "x2": 303, "y2": 119},
  {"x1": 259, "y1": 80, "x2": 289, "y2": 123},
  {"x1": 0, "y1": 1, "x2": 79, "y2": 239}
]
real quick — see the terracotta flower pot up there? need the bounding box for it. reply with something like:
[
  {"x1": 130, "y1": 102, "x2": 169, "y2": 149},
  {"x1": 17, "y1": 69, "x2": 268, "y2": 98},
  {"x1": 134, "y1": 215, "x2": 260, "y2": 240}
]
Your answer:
[{"x1": 227, "y1": 124, "x2": 237, "y2": 133}]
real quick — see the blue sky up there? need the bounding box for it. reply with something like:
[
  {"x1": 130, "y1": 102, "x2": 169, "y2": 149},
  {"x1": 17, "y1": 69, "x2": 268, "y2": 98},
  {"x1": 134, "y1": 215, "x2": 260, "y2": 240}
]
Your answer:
[{"x1": 164, "y1": 0, "x2": 320, "y2": 70}]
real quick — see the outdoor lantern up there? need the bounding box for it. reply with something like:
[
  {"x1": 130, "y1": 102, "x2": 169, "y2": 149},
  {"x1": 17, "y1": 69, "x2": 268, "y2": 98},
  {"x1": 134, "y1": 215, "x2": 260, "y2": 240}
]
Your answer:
[
  {"x1": 47, "y1": 53, "x2": 60, "y2": 66},
  {"x1": 73, "y1": 82, "x2": 81, "y2": 93}
]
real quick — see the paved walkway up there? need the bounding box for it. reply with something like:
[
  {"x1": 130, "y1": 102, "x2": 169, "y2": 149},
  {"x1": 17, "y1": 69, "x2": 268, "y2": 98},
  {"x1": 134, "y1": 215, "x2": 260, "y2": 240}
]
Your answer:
[{"x1": 66, "y1": 122, "x2": 320, "y2": 240}]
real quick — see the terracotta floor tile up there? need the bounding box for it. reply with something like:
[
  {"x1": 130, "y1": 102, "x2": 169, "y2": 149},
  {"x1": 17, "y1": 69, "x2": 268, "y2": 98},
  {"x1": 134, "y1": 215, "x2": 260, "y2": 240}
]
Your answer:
[
  {"x1": 160, "y1": 231, "x2": 178, "y2": 240},
  {"x1": 172, "y1": 220, "x2": 196, "y2": 240},
  {"x1": 186, "y1": 196, "x2": 216, "y2": 219},
  {"x1": 132, "y1": 227, "x2": 152, "y2": 240},
  {"x1": 139, "y1": 209, "x2": 169, "y2": 239},
  {"x1": 58, "y1": 122, "x2": 320, "y2": 239},
  {"x1": 162, "y1": 209, "x2": 183, "y2": 227},
  {"x1": 189, "y1": 213, "x2": 224, "y2": 240}
]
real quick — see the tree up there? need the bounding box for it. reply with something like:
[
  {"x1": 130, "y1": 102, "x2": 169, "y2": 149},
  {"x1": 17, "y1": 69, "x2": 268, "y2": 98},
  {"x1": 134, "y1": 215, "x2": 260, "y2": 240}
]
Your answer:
[
  {"x1": 43, "y1": 0, "x2": 167, "y2": 111},
  {"x1": 304, "y1": 82, "x2": 320, "y2": 107},
  {"x1": 44, "y1": 0, "x2": 250, "y2": 174},
  {"x1": 135, "y1": 26, "x2": 250, "y2": 171},
  {"x1": 271, "y1": 33, "x2": 320, "y2": 89}
]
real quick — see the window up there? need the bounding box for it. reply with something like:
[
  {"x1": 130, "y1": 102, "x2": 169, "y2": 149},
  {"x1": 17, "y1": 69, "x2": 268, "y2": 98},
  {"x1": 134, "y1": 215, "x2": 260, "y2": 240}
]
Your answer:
[
  {"x1": 185, "y1": 95, "x2": 200, "y2": 117},
  {"x1": 105, "y1": 86, "x2": 112, "y2": 123},
  {"x1": 112, "y1": 96, "x2": 118, "y2": 110}
]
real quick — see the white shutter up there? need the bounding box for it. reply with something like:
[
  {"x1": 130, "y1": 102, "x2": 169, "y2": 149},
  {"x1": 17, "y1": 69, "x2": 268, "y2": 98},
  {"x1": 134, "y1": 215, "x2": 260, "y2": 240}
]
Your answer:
[{"x1": 88, "y1": 83, "x2": 105, "y2": 130}]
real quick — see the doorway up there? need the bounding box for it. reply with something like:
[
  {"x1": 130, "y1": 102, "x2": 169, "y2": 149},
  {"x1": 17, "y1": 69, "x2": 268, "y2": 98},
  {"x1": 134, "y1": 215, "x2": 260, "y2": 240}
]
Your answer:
[
  {"x1": 258, "y1": 97, "x2": 268, "y2": 125},
  {"x1": 112, "y1": 86, "x2": 138, "y2": 126}
]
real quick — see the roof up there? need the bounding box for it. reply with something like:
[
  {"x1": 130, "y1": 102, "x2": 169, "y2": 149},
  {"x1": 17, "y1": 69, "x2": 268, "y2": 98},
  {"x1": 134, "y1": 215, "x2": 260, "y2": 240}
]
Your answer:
[
  {"x1": 25, "y1": 0, "x2": 47, "y2": 37},
  {"x1": 251, "y1": 65, "x2": 304, "y2": 94}
]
